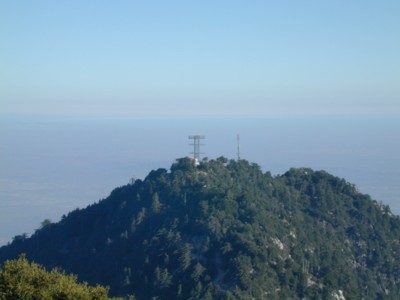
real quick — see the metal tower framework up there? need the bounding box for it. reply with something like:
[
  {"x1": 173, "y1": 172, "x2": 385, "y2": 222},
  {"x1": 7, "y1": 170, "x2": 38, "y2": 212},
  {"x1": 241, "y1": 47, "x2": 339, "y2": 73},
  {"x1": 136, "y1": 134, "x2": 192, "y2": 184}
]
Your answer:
[{"x1": 189, "y1": 135, "x2": 205, "y2": 165}]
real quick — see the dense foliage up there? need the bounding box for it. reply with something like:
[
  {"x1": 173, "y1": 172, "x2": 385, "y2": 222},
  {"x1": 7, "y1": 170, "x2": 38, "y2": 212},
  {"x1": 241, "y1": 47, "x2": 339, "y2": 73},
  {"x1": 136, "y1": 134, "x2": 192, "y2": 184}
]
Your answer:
[
  {"x1": 0, "y1": 157, "x2": 399, "y2": 299},
  {"x1": 0, "y1": 255, "x2": 124, "y2": 300}
]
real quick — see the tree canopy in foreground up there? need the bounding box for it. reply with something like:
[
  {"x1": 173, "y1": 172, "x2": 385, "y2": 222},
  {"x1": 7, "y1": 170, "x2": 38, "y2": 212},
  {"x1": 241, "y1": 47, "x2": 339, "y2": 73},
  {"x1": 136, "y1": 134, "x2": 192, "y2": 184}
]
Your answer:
[{"x1": 0, "y1": 255, "x2": 129, "y2": 300}]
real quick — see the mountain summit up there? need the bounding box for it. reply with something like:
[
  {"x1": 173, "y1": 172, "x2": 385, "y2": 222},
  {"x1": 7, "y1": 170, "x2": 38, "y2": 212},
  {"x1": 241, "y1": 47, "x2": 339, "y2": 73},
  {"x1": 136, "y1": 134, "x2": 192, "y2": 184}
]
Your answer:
[{"x1": 1, "y1": 157, "x2": 399, "y2": 299}]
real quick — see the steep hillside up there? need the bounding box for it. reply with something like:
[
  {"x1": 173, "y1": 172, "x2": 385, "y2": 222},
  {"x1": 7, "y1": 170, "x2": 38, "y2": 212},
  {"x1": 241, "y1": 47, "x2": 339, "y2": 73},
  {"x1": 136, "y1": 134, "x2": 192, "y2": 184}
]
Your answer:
[{"x1": 1, "y1": 157, "x2": 399, "y2": 299}]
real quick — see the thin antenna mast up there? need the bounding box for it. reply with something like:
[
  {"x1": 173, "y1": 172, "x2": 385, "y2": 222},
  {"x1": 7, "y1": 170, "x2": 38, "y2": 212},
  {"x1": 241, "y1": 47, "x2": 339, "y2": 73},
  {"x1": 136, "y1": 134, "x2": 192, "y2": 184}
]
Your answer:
[
  {"x1": 189, "y1": 135, "x2": 205, "y2": 166},
  {"x1": 237, "y1": 134, "x2": 241, "y2": 161}
]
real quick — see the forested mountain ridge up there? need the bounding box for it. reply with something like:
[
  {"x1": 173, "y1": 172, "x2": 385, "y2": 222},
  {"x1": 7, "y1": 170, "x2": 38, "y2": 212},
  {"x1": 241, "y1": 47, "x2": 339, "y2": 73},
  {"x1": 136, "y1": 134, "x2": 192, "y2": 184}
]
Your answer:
[{"x1": 1, "y1": 157, "x2": 399, "y2": 299}]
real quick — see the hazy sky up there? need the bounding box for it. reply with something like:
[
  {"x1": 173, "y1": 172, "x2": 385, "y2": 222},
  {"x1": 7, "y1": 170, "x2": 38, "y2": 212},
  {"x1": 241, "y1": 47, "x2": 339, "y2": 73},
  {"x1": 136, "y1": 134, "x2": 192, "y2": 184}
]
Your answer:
[
  {"x1": 1, "y1": 1, "x2": 399, "y2": 118},
  {"x1": 1, "y1": 1, "x2": 400, "y2": 244}
]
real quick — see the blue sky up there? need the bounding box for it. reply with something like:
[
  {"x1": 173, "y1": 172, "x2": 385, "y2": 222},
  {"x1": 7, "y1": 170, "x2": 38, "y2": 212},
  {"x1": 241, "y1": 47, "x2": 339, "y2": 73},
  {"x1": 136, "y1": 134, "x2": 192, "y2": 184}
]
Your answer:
[{"x1": 1, "y1": 0, "x2": 399, "y2": 118}]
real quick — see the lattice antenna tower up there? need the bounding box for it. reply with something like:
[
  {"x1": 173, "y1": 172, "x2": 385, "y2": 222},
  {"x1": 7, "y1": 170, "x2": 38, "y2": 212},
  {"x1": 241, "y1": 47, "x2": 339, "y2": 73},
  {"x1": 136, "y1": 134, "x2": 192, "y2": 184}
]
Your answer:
[{"x1": 189, "y1": 135, "x2": 205, "y2": 166}]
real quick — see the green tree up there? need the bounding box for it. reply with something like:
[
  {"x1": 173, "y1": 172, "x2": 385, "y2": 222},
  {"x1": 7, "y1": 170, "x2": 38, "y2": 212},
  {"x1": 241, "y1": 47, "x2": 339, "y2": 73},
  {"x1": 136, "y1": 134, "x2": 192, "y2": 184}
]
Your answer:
[
  {"x1": 179, "y1": 243, "x2": 193, "y2": 272},
  {"x1": 40, "y1": 219, "x2": 52, "y2": 229},
  {"x1": 151, "y1": 192, "x2": 161, "y2": 214},
  {"x1": 0, "y1": 255, "x2": 127, "y2": 300}
]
